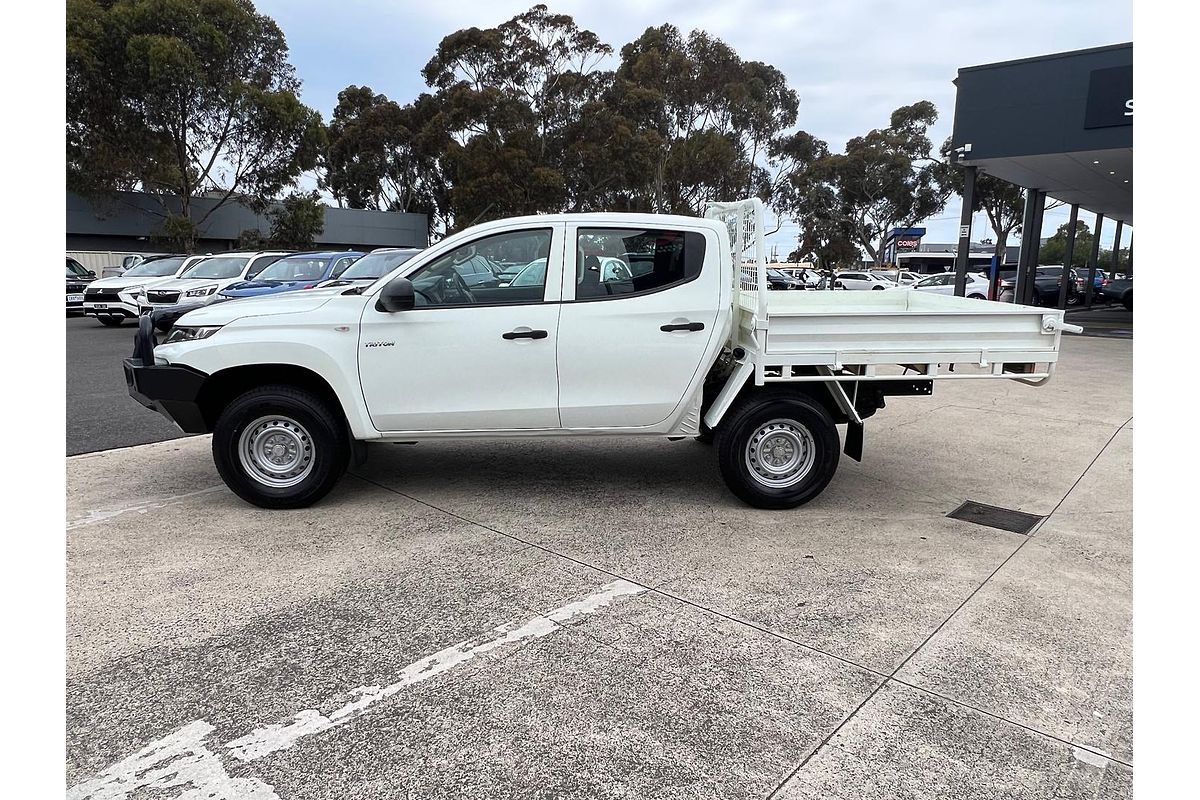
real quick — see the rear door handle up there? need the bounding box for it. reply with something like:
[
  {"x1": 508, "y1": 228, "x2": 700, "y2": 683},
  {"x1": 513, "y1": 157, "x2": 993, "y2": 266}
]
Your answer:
[
  {"x1": 502, "y1": 328, "x2": 548, "y2": 340},
  {"x1": 660, "y1": 322, "x2": 705, "y2": 332}
]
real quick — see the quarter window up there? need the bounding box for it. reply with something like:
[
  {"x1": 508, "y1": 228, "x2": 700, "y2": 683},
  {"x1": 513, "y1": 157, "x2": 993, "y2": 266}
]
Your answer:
[{"x1": 573, "y1": 228, "x2": 704, "y2": 300}]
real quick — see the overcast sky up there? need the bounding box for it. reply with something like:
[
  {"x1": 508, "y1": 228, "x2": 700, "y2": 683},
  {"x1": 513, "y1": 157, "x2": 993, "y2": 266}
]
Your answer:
[{"x1": 257, "y1": 0, "x2": 1132, "y2": 253}]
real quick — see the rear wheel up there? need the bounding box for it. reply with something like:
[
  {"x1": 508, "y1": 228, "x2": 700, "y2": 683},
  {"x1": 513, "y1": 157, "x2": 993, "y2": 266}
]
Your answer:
[
  {"x1": 715, "y1": 391, "x2": 840, "y2": 509},
  {"x1": 97, "y1": 315, "x2": 124, "y2": 327},
  {"x1": 1122, "y1": 291, "x2": 1132, "y2": 311},
  {"x1": 871, "y1": 284, "x2": 885, "y2": 290},
  {"x1": 212, "y1": 385, "x2": 349, "y2": 509}
]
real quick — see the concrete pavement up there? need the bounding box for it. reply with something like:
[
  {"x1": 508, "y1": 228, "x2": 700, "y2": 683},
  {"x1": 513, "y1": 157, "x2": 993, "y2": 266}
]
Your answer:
[{"x1": 66, "y1": 332, "x2": 1132, "y2": 799}]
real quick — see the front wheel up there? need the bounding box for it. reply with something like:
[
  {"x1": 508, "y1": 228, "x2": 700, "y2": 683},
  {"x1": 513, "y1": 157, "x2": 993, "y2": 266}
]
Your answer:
[
  {"x1": 1122, "y1": 291, "x2": 1132, "y2": 311},
  {"x1": 212, "y1": 385, "x2": 350, "y2": 509},
  {"x1": 715, "y1": 391, "x2": 841, "y2": 509}
]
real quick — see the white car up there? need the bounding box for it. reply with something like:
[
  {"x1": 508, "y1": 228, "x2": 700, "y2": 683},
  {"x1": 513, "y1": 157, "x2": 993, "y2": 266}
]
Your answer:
[
  {"x1": 125, "y1": 198, "x2": 1078, "y2": 512},
  {"x1": 871, "y1": 270, "x2": 921, "y2": 286},
  {"x1": 318, "y1": 248, "x2": 422, "y2": 290},
  {"x1": 910, "y1": 272, "x2": 991, "y2": 300},
  {"x1": 139, "y1": 251, "x2": 290, "y2": 313},
  {"x1": 836, "y1": 270, "x2": 896, "y2": 290},
  {"x1": 83, "y1": 254, "x2": 208, "y2": 326}
]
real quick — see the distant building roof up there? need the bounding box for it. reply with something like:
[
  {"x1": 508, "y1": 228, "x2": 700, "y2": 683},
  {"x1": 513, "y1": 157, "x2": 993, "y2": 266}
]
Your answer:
[{"x1": 66, "y1": 191, "x2": 427, "y2": 251}]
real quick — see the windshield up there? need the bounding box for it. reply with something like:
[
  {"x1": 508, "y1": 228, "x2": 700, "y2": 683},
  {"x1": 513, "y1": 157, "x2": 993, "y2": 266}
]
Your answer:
[
  {"x1": 182, "y1": 255, "x2": 249, "y2": 280},
  {"x1": 338, "y1": 250, "x2": 419, "y2": 281},
  {"x1": 123, "y1": 256, "x2": 187, "y2": 278},
  {"x1": 66, "y1": 259, "x2": 90, "y2": 278},
  {"x1": 254, "y1": 256, "x2": 331, "y2": 282}
]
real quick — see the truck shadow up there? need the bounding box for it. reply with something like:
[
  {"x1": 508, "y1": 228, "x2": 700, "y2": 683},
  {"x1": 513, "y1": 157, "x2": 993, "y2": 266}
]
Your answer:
[{"x1": 351, "y1": 437, "x2": 729, "y2": 508}]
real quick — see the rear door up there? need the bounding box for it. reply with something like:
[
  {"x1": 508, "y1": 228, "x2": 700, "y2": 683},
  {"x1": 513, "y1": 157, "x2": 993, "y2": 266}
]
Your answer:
[{"x1": 555, "y1": 224, "x2": 719, "y2": 429}]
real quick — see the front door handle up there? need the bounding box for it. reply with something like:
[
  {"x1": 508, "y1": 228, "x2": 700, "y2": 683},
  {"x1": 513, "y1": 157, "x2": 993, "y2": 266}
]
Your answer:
[
  {"x1": 502, "y1": 328, "x2": 548, "y2": 340},
  {"x1": 660, "y1": 322, "x2": 705, "y2": 332}
]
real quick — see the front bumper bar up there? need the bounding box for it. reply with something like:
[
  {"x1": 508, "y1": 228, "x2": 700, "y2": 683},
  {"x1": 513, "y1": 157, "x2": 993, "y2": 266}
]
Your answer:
[{"x1": 124, "y1": 315, "x2": 210, "y2": 433}]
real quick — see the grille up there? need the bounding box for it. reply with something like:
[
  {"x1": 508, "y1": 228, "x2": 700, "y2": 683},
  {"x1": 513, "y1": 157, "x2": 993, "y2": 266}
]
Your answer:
[
  {"x1": 85, "y1": 287, "x2": 121, "y2": 299},
  {"x1": 147, "y1": 290, "x2": 181, "y2": 304},
  {"x1": 947, "y1": 501, "x2": 1043, "y2": 535},
  {"x1": 67, "y1": 283, "x2": 88, "y2": 293}
]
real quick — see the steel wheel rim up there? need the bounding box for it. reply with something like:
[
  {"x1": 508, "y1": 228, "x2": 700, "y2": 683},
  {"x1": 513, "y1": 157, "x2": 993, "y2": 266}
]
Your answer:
[
  {"x1": 238, "y1": 415, "x2": 315, "y2": 488},
  {"x1": 744, "y1": 418, "x2": 816, "y2": 488}
]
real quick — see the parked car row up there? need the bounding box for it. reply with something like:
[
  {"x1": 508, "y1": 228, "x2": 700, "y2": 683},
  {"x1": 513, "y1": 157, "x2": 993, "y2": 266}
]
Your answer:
[{"x1": 78, "y1": 248, "x2": 424, "y2": 327}]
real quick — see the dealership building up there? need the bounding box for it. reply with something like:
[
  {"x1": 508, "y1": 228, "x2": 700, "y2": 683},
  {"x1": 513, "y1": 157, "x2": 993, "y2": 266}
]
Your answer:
[
  {"x1": 67, "y1": 191, "x2": 428, "y2": 271},
  {"x1": 948, "y1": 42, "x2": 1132, "y2": 306}
]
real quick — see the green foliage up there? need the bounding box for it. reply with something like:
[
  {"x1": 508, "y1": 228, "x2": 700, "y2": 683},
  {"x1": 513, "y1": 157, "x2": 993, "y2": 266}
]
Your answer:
[
  {"x1": 67, "y1": 0, "x2": 323, "y2": 244},
  {"x1": 268, "y1": 191, "x2": 325, "y2": 250},
  {"x1": 322, "y1": 87, "x2": 451, "y2": 236},
  {"x1": 611, "y1": 24, "x2": 797, "y2": 213},
  {"x1": 324, "y1": 6, "x2": 800, "y2": 233},
  {"x1": 1039, "y1": 221, "x2": 1094, "y2": 266},
  {"x1": 150, "y1": 213, "x2": 199, "y2": 252},
  {"x1": 237, "y1": 228, "x2": 269, "y2": 250},
  {"x1": 774, "y1": 104, "x2": 946, "y2": 267}
]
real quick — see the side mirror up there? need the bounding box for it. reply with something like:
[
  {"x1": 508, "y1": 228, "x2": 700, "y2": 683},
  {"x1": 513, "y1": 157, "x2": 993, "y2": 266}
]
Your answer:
[
  {"x1": 376, "y1": 277, "x2": 415, "y2": 312},
  {"x1": 87, "y1": 270, "x2": 97, "y2": 277}
]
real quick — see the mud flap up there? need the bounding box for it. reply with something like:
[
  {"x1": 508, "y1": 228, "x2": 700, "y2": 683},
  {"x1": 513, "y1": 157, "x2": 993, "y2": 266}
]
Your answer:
[{"x1": 844, "y1": 419, "x2": 864, "y2": 462}]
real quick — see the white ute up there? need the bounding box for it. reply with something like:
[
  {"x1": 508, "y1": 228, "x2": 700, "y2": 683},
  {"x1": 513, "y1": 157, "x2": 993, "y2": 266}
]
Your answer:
[{"x1": 124, "y1": 199, "x2": 1081, "y2": 509}]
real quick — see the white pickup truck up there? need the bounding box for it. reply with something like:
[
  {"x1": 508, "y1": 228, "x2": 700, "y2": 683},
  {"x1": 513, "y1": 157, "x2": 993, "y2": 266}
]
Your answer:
[{"x1": 125, "y1": 199, "x2": 1080, "y2": 510}]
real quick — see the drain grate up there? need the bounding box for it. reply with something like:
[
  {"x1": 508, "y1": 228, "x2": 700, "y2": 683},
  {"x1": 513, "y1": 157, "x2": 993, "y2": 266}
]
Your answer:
[{"x1": 947, "y1": 500, "x2": 1044, "y2": 535}]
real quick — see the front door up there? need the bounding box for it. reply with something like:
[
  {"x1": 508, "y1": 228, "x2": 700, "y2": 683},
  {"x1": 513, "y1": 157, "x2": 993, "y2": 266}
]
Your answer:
[
  {"x1": 556, "y1": 225, "x2": 721, "y2": 429},
  {"x1": 358, "y1": 225, "x2": 565, "y2": 432}
]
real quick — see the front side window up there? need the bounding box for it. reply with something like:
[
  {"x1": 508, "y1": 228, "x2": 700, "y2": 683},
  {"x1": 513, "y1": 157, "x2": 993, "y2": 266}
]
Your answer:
[
  {"x1": 408, "y1": 229, "x2": 552, "y2": 307},
  {"x1": 66, "y1": 258, "x2": 89, "y2": 277},
  {"x1": 183, "y1": 256, "x2": 250, "y2": 280},
  {"x1": 573, "y1": 228, "x2": 704, "y2": 300}
]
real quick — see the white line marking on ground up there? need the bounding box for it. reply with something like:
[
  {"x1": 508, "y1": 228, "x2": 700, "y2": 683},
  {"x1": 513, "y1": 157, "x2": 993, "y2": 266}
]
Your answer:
[
  {"x1": 226, "y1": 578, "x2": 647, "y2": 760},
  {"x1": 66, "y1": 720, "x2": 279, "y2": 800},
  {"x1": 66, "y1": 579, "x2": 647, "y2": 798},
  {"x1": 1072, "y1": 746, "x2": 1114, "y2": 768},
  {"x1": 66, "y1": 486, "x2": 225, "y2": 530}
]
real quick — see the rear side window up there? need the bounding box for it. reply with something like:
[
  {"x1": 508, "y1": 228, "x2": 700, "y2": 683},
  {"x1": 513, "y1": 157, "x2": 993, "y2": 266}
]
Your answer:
[{"x1": 574, "y1": 228, "x2": 705, "y2": 300}]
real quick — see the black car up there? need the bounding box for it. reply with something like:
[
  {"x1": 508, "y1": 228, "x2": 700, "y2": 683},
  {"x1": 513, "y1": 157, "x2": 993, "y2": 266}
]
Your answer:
[
  {"x1": 1099, "y1": 277, "x2": 1132, "y2": 310},
  {"x1": 997, "y1": 266, "x2": 1079, "y2": 307},
  {"x1": 766, "y1": 267, "x2": 804, "y2": 290},
  {"x1": 66, "y1": 257, "x2": 96, "y2": 314}
]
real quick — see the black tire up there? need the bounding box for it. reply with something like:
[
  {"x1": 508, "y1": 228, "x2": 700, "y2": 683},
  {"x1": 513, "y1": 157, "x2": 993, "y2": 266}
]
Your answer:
[
  {"x1": 967, "y1": 293, "x2": 985, "y2": 300},
  {"x1": 871, "y1": 284, "x2": 885, "y2": 290},
  {"x1": 212, "y1": 384, "x2": 350, "y2": 509},
  {"x1": 1122, "y1": 291, "x2": 1132, "y2": 311},
  {"x1": 97, "y1": 315, "x2": 124, "y2": 327},
  {"x1": 715, "y1": 390, "x2": 840, "y2": 509}
]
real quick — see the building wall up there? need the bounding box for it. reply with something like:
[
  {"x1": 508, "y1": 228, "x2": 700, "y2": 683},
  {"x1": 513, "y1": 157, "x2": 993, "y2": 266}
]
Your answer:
[{"x1": 66, "y1": 191, "x2": 428, "y2": 255}]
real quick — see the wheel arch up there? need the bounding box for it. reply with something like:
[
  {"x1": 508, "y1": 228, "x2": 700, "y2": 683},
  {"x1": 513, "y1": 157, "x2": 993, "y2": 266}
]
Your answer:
[
  {"x1": 704, "y1": 367, "x2": 851, "y2": 431},
  {"x1": 197, "y1": 364, "x2": 348, "y2": 434}
]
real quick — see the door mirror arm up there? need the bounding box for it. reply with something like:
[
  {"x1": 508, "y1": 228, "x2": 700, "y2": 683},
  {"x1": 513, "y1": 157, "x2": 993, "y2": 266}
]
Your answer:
[{"x1": 376, "y1": 277, "x2": 416, "y2": 312}]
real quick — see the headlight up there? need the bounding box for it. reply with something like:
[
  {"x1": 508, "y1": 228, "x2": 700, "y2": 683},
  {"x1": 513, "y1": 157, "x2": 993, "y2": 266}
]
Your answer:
[
  {"x1": 123, "y1": 285, "x2": 145, "y2": 298},
  {"x1": 184, "y1": 285, "x2": 218, "y2": 298},
  {"x1": 163, "y1": 325, "x2": 223, "y2": 344}
]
